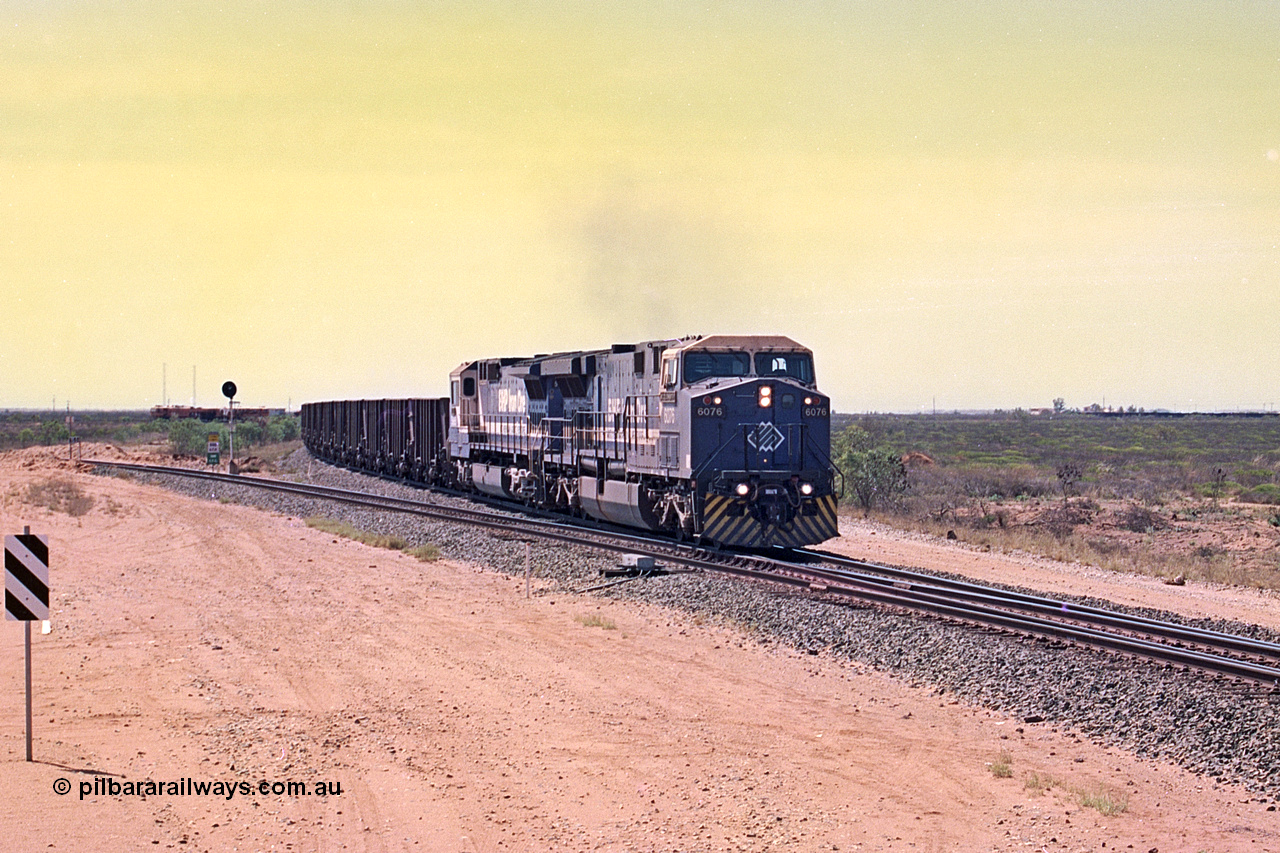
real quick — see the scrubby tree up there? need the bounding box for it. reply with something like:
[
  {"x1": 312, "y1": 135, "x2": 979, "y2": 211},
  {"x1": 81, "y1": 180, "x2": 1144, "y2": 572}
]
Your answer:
[
  {"x1": 266, "y1": 414, "x2": 300, "y2": 443},
  {"x1": 39, "y1": 421, "x2": 70, "y2": 446},
  {"x1": 1055, "y1": 462, "x2": 1082, "y2": 503},
  {"x1": 167, "y1": 419, "x2": 214, "y2": 456},
  {"x1": 234, "y1": 420, "x2": 264, "y2": 449},
  {"x1": 834, "y1": 425, "x2": 907, "y2": 514}
]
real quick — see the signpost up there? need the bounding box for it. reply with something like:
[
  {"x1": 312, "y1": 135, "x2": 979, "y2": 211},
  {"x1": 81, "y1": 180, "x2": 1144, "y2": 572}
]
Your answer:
[
  {"x1": 206, "y1": 432, "x2": 221, "y2": 467},
  {"x1": 6, "y1": 527, "x2": 48, "y2": 762}
]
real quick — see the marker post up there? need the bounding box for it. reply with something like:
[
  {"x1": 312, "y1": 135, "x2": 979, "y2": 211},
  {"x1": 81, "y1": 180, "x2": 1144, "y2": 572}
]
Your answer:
[{"x1": 6, "y1": 524, "x2": 49, "y2": 762}]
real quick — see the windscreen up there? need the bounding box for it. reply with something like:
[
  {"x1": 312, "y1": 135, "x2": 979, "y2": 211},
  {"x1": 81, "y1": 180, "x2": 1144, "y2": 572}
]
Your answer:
[
  {"x1": 754, "y1": 352, "x2": 814, "y2": 383},
  {"x1": 683, "y1": 351, "x2": 751, "y2": 383}
]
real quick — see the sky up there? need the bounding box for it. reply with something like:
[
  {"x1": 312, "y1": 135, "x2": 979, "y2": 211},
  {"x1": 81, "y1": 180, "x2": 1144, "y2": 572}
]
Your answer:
[{"x1": 2, "y1": 1, "x2": 1278, "y2": 413}]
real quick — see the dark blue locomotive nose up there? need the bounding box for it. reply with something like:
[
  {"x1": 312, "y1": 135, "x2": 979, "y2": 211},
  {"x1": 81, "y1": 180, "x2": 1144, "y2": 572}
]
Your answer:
[
  {"x1": 691, "y1": 376, "x2": 837, "y2": 548},
  {"x1": 690, "y1": 378, "x2": 816, "y2": 474}
]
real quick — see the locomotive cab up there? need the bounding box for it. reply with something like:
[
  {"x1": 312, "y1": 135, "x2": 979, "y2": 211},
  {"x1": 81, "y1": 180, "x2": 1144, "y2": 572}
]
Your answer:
[{"x1": 664, "y1": 337, "x2": 838, "y2": 548}]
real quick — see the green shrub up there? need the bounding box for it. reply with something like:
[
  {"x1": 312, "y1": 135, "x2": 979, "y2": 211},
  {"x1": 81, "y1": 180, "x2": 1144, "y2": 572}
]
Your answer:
[
  {"x1": 266, "y1": 414, "x2": 300, "y2": 443},
  {"x1": 408, "y1": 544, "x2": 441, "y2": 562},
  {"x1": 167, "y1": 419, "x2": 219, "y2": 456},
  {"x1": 39, "y1": 421, "x2": 70, "y2": 445},
  {"x1": 1241, "y1": 484, "x2": 1280, "y2": 504},
  {"x1": 835, "y1": 426, "x2": 907, "y2": 513},
  {"x1": 233, "y1": 420, "x2": 264, "y2": 448}
]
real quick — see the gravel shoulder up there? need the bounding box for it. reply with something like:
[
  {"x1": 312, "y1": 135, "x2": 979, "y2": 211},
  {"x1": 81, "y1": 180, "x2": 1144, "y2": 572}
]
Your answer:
[{"x1": 1, "y1": 445, "x2": 1278, "y2": 851}]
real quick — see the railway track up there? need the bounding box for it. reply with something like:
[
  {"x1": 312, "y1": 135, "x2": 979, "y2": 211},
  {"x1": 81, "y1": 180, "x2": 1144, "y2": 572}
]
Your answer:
[{"x1": 91, "y1": 459, "x2": 1280, "y2": 687}]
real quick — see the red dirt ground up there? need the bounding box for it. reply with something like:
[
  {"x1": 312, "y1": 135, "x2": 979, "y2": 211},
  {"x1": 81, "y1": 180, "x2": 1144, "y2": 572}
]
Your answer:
[{"x1": 1, "y1": 445, "x2": 1277, "y2": 851}]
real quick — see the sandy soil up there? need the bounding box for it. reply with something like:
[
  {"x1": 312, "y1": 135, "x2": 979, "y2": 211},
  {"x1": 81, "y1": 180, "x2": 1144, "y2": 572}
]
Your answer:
[{"x1": 1, "y1": 445, "x2": 1277, "y2": 852}]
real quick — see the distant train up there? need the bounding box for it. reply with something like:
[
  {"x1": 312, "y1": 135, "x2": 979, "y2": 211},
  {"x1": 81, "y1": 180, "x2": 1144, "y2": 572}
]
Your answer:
[
  {"x1": 301, "y1": 335, "x2": 840, "y2": 548},
  {"x1": 150, "y1": 405, "x2": 271, "y2": 422}
]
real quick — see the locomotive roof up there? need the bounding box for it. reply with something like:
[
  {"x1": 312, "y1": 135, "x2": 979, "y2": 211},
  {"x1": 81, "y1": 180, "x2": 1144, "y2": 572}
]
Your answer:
[
  {"x1": 450, "y1": 335, "x2": 809, "y2": 377},
  {"x1": 675, "y1": 334, "x2": 809, "y2": 354}
]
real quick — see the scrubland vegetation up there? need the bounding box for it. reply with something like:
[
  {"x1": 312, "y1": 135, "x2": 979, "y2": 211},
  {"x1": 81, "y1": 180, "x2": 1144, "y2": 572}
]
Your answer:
[
  {"x1": 8, "y1": 407, "x2": 1278, "y2": 588},
  {"x1": 0, "y1": 409, "x2": 301, "y2": 460},
  {"x1": 834, "y1": 412, "x2": 1280, "y2": 589},
  {"x1": 0, "y1": 410, "x2": 164, "y2": 449}
]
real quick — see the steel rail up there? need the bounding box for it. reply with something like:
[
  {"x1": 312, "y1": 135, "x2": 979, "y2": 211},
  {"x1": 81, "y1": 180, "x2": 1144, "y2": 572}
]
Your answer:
[
  {"x1": 90, "y1": 460, "x2": 1280, "y2": 685},
  {"x1": 715, "y1": 556, "x2": 1280, "y2": 684},
  {"x1": 88, "y1": 460, "x2": 721, "y2": 571},
  {"x1": 796, "y1": 549, "x2": 1280, "y2": 664}
]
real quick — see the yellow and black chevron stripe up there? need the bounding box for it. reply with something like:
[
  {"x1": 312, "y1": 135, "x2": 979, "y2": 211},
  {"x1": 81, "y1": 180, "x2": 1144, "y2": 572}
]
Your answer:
[{"x1": 700, "y1": 494, "x2": 838, "y2": 548}]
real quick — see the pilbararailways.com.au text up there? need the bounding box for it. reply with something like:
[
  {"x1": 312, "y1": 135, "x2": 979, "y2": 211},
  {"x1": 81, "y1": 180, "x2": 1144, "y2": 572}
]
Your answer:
[{"x1": 62, "y1": 777, "x2": 344, "y2": 800}]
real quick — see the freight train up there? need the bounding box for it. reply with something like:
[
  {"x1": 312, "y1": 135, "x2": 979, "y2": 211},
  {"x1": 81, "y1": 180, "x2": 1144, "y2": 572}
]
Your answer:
[{"x1": 301, "y1": 335, "x2": 841, "y2": 548}]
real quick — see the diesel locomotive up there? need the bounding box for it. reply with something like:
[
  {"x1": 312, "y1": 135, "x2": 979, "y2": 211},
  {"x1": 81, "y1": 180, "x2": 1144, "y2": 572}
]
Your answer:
[{"x1": 301, "y1": 335, "x2": 841, "y2": 548}]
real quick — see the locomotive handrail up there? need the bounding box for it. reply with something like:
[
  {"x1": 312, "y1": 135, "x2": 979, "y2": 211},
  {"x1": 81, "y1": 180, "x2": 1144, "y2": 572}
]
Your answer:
[
  {"x1": 805, "y1": 432, "x2": 845, "y2": 500},
  {"x1": 622, "y1": 395, "x2": 660, "y2": 459}
]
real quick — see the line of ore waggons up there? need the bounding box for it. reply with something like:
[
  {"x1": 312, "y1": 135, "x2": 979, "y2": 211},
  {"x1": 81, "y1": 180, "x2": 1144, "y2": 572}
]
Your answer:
[{"x1": 301, "y1": 335, "x2": 840, "y2": 549}]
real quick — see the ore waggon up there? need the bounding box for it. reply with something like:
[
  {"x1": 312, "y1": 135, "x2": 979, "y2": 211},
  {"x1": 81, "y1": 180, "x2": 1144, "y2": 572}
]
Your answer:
[{"x1": 301, "y1": 335, "x2": 840, "y2": 548}]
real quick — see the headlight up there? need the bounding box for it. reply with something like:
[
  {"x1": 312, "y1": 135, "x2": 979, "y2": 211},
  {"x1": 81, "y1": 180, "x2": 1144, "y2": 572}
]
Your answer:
[
  {"x1": 758, "y1": 385, "x2": 773, "y2": 408},
  {"x1": 799, "y1": 482, "x2": 814, "y2": 496},
  {"x1": 735, "y1": 482, "x2": 750, "y2": 497}
]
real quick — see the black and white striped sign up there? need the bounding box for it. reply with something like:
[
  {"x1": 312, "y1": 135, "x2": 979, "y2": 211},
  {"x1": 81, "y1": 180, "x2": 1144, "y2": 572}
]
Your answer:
[{"x1": 5, "y1": 534, "x2": 49, "y2": 622}]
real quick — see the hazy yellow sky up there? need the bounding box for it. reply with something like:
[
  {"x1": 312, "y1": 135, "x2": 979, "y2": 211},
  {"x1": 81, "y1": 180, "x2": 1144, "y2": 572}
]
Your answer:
[{"x1": 3, "y1": 1, "x2": 1277, "y2": 412}]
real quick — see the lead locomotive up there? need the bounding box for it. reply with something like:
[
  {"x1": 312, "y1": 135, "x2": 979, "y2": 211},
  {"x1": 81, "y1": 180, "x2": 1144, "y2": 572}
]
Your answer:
[{"x1": 302, "y1": 335, "x2": 840, "y2": 548}]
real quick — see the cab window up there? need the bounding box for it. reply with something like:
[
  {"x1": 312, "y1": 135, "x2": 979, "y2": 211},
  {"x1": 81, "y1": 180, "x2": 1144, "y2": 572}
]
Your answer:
[
  {"x1": 684, "y1": 351, "x2": 750, "y2": 383},
  {"x1": 661, "y1": 356, "x2": 679, "y2": 389},
  {"x1": 754, "y1": 352, "x2": 814, "y2": 383}
]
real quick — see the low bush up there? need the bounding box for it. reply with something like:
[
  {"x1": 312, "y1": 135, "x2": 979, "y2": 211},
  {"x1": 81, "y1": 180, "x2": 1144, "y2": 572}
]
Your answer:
[
  {"x1": 305, "y1": 517, "x2": 443, "y2": 562},
  {"x1": 1119, "y1": 502, "x2": 1165, "y2": 533},
  {"x1": 26, "y1": 478, "x2": 94, "y2": 517},
  {"x1": 574, "y1": 613, "x2": 617, "y2": 630},
  {"x1": 1078, "y1": 785, "x2": 1128, "y2": 816},
  {"x1": 305, "y1": 517, "x2": 407, "y2": 550},
  {"x1": 407, "y1": 544, "x2": 441, "y2": 562},
  {"x1": 1240, "y1": 484, "x2": 1280, "y2": 504}
]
